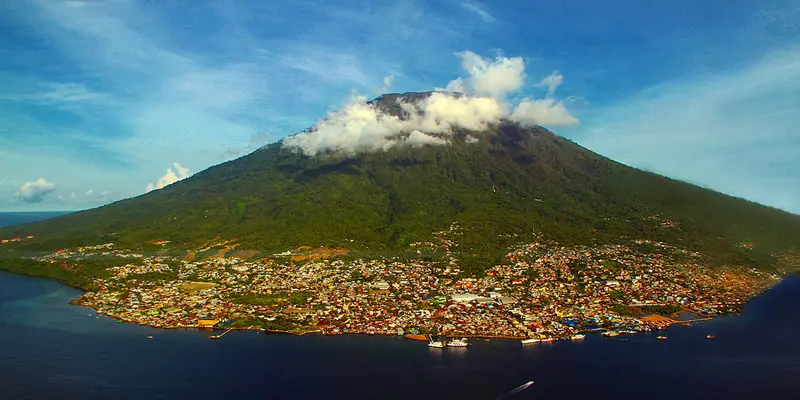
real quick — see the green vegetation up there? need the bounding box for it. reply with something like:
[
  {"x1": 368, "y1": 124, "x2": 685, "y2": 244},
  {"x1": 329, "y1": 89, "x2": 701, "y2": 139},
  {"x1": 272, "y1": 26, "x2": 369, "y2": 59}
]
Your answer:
[
  {"x1": 0, "y1": 249, "x2": 123, "y2": 290},
  {"x1": 288, "y1": 291, "x2": 312, "y2": 305},
  {"x1": 1, "y1": 92, "x2": 799, "y2": 282},
  {"x1": 610, "y1": 304, "x2": 635, "y2": 317},
  {"x1": 601, "y1": 260, "x2": 625, "y2": 271},
  {"x1": 229, "y1": 316, "x2": 298, "y2": 331},
  {"x1": 609, "y1": 290, "x2": 628, "y2": 302}
]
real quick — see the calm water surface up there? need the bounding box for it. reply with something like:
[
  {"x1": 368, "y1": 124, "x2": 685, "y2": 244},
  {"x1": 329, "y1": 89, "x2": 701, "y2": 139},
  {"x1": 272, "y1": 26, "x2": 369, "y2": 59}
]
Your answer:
[{"x1": 1, "y1": 270, "x2": 799, "y2": 399}]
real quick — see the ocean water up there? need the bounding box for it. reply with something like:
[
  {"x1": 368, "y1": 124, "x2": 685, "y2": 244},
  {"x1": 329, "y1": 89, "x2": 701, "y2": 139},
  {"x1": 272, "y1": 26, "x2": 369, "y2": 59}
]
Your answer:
[
  {"x1": 0, "y1": 212, "x2": 71, "y2": 228},
  {"x1": 1, "y1": 271, "x2": 799, "y2": 400}
]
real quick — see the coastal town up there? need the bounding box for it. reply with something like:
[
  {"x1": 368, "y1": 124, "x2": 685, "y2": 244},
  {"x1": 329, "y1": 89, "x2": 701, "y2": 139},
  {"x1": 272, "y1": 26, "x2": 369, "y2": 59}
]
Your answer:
[{"x1": 3, "y1": 223, "x2": 781, "y2": 343}]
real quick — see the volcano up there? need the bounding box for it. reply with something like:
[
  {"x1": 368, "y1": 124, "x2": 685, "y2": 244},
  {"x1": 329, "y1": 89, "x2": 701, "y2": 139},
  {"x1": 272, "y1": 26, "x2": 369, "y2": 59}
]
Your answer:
[{"x1": 2, "y1": 92, "x2": 799, "y2": 276}]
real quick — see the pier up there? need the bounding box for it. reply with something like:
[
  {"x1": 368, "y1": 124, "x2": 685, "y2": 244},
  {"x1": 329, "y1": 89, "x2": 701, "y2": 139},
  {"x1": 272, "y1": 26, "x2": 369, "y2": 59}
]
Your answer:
[{"x1": 209, "y1": 328, "x2": 233, "y2": 340}]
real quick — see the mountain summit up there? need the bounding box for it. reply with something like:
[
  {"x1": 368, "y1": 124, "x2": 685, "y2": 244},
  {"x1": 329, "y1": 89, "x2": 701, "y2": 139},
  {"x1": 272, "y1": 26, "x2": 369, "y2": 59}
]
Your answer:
[{"x1": 2, "y1": 92, "x2": 799, "y2": 275}]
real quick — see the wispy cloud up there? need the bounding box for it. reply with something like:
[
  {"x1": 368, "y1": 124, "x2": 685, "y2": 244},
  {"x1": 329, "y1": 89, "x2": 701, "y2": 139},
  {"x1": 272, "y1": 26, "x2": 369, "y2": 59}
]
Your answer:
[
  {"x1": 377, "y1": 75, "x2": 395, "y2": 95},
  {"x1": 574, "y1": 47, "x2": 800, "y2": 213},
  {"x1": 536, "y1": 71, "x2": 564, "y2": 95},
  {"x1": 275, "y1": 44, "x2": 372, "y2": 87},
  {"x1": 461, "y1": 1, "x2": 497, "y2": 23},
  {"x1": 8, "y1": 82, "x2": 111, "y2": 104}
]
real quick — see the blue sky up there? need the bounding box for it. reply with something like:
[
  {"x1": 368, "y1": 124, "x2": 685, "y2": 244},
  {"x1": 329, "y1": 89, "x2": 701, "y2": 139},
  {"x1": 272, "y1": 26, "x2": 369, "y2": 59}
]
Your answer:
[{"x1": 1, "y1": 0, "x2": 798, "y2": 213}]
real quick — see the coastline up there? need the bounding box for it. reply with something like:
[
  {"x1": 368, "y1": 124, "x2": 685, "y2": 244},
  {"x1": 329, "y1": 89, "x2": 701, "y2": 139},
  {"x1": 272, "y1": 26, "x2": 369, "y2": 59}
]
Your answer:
[
  {"x1": 0, "y1": 268, "x2": 749, "y2": 340},
  {"x1": 68, "y1": 293, "x2": 714, "y2": 340},
  {"x1": 4, "y1": 270, "x2": 799, "y2": 400}
]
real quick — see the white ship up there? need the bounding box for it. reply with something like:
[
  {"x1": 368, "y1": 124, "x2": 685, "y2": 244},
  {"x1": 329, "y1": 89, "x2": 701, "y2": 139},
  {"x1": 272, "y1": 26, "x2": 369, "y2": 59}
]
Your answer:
[
  {"x1": 540, "y1": 337, "x2": 555, "y2": 342},
  {"x1": 571, "y1": 334, "x2": 586, "y2": 340},
  {"x1": 428, "y1": 335, "x2": 445, "y2": 348},
  {"x1": 448, "y1": 338, "x2": 469, "y2": 347},
  {"x1": 521, "y1": 338, "x2": 541, "y2": 344}
]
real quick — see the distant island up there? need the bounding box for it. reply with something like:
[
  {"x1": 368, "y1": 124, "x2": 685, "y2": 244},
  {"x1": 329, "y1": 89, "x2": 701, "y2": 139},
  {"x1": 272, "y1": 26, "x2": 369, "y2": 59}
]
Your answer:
[{"x1": 1, "y1": 92, "x2": 799, "y2": 339}]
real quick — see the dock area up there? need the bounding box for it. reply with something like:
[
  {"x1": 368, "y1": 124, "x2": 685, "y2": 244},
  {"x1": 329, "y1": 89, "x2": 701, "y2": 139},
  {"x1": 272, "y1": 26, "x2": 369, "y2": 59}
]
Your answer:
[{"x1": 209, "y1": 328, "x2": 233, "y2": 340}]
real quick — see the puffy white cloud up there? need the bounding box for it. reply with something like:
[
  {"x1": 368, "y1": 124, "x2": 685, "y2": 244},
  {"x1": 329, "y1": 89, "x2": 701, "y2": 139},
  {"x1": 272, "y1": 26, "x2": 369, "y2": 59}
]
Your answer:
[
  {"x1": 409, "y1": 93, "x2": 506, "y2": 133},
  {"x1": 537, "y1": 70, "x2": 564, "y2": 95},
  {"x1": 84, "y1": 189, "x2": 94, "y2": 196},
  {"x1": 173, "y1": 163, "x2": 189, "y2": 179},
  {"x1": 442, "y1": 51, "x2": 525, "y2": 98},
  {"x1": 145, "y1": 162, "x2": 190, "y2": 192},
  {"x1": 511, "y1": 98, "x2": 579, "y2": 127},
  {"x1": 405, "y1": 130, "x2": 448, "y2": 147},
  {"x1": 17, "y1": 178, "x2": 56, "y2": 203},
  {"x1": 441, "y1": 77, "x2": 465, "y2": 93},
  {"x1": 283, "y1": 92, "x2": 505, "y2": 155},
  {"x1": 283, "y1": 101, "x2": 405, "y2": 155},
  {"x1": 283, "y1": 50, "x2": 579, "y2": 156}
]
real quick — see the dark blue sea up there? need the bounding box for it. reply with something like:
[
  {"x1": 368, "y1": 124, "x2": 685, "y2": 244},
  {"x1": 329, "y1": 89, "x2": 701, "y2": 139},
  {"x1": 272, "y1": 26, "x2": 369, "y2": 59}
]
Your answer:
[
  {"x1": 1, "y1": 271, "x2": 799, "y2": 400},
  {"x1": 0, "y1": 212, "x2": 71, "y2": 228}
]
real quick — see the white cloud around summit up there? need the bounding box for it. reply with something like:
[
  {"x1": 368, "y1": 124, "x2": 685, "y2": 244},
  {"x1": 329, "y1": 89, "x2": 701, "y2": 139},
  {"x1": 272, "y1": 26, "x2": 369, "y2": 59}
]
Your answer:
[
  {"x1": 511, "y1": 98, "x2": 579, "y2": 127},
  {"x1": 285, "y1": 51, "x2": 578, "y2": 156},
  {"x1": 442, "y1": 51, "x2": 525, "y2": 98}
]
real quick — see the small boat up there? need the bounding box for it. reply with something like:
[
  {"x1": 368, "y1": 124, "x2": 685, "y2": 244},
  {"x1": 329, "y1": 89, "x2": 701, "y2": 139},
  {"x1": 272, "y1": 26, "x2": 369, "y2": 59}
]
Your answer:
[
  {"x1": 540, "y1": 337, "x2": 555, "y2": 343},
  {"x1": 602, "y1": 330, "x2": 620, "y2": 337},
  {"x1": 657, "y1": 336, "x2": 667, "y2": 340},
  {"x1": 146, "y1": 335, "x2": 154, "y2": 339},
  {"x1": 521, "y1": 338, "x2": 541, "y2": 344},
  {"x1": 706, "y1": 335, "x2": 716, "y2": 339},
  {"x1": 571, "y1": 334, "x2": 586, "y2": 340},
  {"x1": 682, "y1": 323, "x2": 692, "y2": 327},
  {"x1": 428, "y1": 335, "x2": 445, "y2": 348},
  {"x1": 448, "y1": 338, "x2": 469, "y2": 347}
]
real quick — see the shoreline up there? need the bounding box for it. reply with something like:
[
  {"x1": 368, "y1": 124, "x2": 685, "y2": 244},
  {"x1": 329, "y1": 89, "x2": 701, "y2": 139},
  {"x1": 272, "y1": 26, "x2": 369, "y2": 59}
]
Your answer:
[
  {"x1": 2, "y1": 268, "x2": 727, "y2": 340},
  {"x1": 68, "y1": 298, "x2": 717, "y2": 340}
]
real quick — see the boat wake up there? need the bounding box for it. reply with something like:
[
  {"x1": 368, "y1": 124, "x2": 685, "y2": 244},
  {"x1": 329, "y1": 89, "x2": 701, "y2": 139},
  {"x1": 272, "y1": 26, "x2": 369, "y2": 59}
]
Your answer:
[{"x1": 492, "y1": 380, "x2": 534, "y2": 400}]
